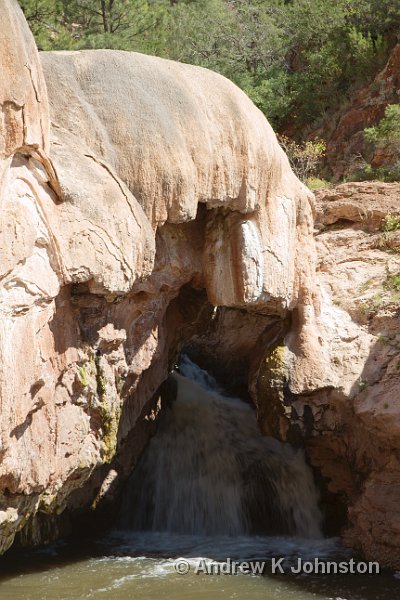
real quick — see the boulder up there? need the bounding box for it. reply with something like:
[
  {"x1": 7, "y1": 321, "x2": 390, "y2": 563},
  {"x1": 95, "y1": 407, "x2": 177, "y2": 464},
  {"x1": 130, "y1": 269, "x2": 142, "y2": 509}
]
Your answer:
[{"x1": 0, "y1": 1, "x2": 320, "y2": 552}]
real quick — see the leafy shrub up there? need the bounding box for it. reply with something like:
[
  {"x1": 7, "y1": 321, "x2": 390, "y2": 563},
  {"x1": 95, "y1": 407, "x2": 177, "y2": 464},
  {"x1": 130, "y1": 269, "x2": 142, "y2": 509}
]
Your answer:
[
  {"x1": 348, "y1": 162, "x2": 400, "y2": 183},
  {"x1": 390, "y1": 275, "x2": 400, "y2": 290},
  {"x1": 278, "y1": 136, "x2": 326, "y2": 183},
  {"x1": 306, "y1": 177, "x2": 330, "y2": 190},
  {"x1": 351, "y1": 105, "x2": 400, "y2": 182},
  {"x1": 364, "y1": 105, "x2": 400, "y2": 150},
  {"x1": 382, "y1": 214, "x2": 400, "y2": 232}
]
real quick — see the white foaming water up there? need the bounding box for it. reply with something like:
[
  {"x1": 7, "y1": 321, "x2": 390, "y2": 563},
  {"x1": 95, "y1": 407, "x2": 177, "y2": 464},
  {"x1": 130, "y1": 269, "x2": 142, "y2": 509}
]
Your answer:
[
  {"x1": 121, "y1": 356, "x2": 322, "y2": 538},
  {"x1": 1, "y1": 368, "x2": 396, "y2": 600}
]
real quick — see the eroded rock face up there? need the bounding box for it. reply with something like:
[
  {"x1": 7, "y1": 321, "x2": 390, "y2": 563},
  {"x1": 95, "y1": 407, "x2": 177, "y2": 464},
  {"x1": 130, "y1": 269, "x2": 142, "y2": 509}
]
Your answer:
[
  {"x1": 314, "y1": 182, "x2": 400, "y2": 568},
  {"x1": 0, "y1": 0, "x2": 49, "y2": 160},
  {"x1": 5, "y1": 3, "x2": 400, "y2": 570},
  {"x1": 253, "y1": 181, "x2": 400, "y2": 569},
  {"x1": 40, "y1": 49, "x2": 318, "y2": 315},
  {"x1": 320, "y1": 44, "x2": 400, "y2": 179},
  {"x1": 0, "y1": 2, "x2": 320, "y2": 553}
]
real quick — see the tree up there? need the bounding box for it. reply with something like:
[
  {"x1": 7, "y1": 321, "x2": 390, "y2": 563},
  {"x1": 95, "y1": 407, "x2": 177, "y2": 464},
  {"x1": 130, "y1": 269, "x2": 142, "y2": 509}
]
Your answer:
[
  {"x1": 19, "y1": 0, "x2": 169, "y2": 51},
  {"x1": 18, "y1": 0, "x2": 72, "y2": 49},
  {"x1": 365, "y1": 104, "x2": 400, "y2": 152},
  {"x1": 17, "y1": 0, "x2": 400, "y2": 132}
]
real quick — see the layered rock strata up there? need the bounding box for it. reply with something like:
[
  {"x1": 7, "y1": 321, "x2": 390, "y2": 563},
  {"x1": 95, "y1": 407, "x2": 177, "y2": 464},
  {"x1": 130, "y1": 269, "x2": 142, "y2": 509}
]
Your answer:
[{"x1": 253, "y1": 181, "x2": 400, "y2": 569}]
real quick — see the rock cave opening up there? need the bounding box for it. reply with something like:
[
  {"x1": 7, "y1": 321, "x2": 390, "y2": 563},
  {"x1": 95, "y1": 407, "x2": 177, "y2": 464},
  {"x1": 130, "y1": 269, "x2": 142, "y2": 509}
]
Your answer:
[
  {"x1": 5, "y1": 280, "x2": 348, "y2": 553},
  {"x1": 107, "y1": 323, "x2": 348, "y2": 547},
  {"x1": 41, "y1": 275, "x2": 349, "y2": 549},
  {"x1": 118, "y1": 353, "x2": 323, "y2": 539}
]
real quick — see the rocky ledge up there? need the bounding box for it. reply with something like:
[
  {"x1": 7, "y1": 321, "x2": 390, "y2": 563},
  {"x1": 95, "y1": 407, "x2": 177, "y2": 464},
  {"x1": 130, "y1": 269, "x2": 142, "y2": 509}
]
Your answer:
[{"x1": 257, "y1": 181, "x2": 400, "y2": 569}]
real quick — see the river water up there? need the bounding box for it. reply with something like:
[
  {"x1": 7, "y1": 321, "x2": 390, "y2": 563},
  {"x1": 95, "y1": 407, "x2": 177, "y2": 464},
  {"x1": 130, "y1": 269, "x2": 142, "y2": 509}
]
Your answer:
[
  {"x1": 1, "y1": 531, "x2": 399, "y2": 600},
  {"x1": 0, "y1": 357, "x2": 398, "y2": 599}
]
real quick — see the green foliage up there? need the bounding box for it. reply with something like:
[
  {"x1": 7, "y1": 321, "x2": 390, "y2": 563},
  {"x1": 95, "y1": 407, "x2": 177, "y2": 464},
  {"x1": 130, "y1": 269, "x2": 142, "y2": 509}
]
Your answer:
[
  {"x1": 390, "y1": 275, "x2": 400, "y2": 291},
  {"x1": 365, "y1": 105, "x2": 400, "y2": 149},
  {"x1": 350, "y1": 105, "x2": 400, "y2": 183},
  {"x1": 278, "y1": 136, "x2": 326, "y2": 183},
  {"x1": 243, "y1": 72, "x2": 295, "y2": 126},
  {"x1": 18, "y1": 0, "x2": 399, "y2": 132},
  {"x1": 19, "y1": 0, "x2": 170, "y2": 52},
  {"x1": 382, "y1": 214, "x2": 400, "y2": 233},
  {"x1": 306, "y1": 177, "x2": 329, "y2": 190},
  {"x1": 347, "y1": 0, "x2": 400, "y2": 40},
  {"x1": 78, "y1": 365, "x2": 89, "y2": 387},
  {"x1": 347, "y1": 161, "x2": 400, "y2": 183},
  {"x1": 358, "y1": 378, "x2": 368, "y2": 391},
  {"x1": 17, "y1": 0, "x2": 71, "y2": 49},
  {"x1": 382, "y1": 267, "x2": 400, "y2": 302}
]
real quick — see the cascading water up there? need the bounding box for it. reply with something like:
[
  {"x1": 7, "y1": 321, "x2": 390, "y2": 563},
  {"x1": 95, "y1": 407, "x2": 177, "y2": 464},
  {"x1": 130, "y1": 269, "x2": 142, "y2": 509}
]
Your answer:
[
  {"x1": 4, "y1": 358, "x2": 396, "y2": 599},
  {"x1": 121, "y1": 356, "x2": 322, "y2": 538}
]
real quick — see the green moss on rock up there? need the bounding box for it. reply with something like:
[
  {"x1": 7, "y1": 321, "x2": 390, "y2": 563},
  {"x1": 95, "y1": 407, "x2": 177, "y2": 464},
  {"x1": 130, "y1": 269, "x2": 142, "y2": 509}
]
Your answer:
[{"x1": 256, "y1": 344, "x2": 291, "y2": 440}]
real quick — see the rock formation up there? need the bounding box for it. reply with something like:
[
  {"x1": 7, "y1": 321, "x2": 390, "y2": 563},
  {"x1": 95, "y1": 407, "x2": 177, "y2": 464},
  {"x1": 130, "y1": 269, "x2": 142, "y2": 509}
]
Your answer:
[
  {"x1": 0, "y1": 0, "x2": 320, "y2": 553},
  {"x1": 316, "y1": 43, "x2": 400, "y2": 179},
  {"x1": 312, "y1": 182, "x2": 400, "y2": 568},
  {"x1": 252, "y1": 181, "x2": 400, "y2": 568},
  {"x1": 2, "y1": 0, "x2": 400, "y2": 571}
]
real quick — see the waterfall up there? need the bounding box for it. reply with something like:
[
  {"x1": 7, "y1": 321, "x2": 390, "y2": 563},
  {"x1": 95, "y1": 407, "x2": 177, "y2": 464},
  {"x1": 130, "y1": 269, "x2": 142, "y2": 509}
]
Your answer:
[{"x1": 121, "y1": 356, "x2": 322, "y2": 538}]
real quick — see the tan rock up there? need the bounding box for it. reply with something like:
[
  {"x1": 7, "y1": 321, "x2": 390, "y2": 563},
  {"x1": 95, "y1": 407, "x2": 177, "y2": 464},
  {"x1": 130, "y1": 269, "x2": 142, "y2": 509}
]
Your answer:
[
  {"x1": 0, "y1": 0, "x2": 49, "y2": 160},
  {"x1": 315, "y1": 181, "x2": 400, "y2": 232},
  {"x1": 40, "y1": 49, "x2": 316, "y2": 314},
  {"x1": 4, "y1": 4, "x2": 400, "y2": 572},
  {"x1": 0, "y1": 3, "x2": 321, "y2": 554},
  {"x1": 295, "y1": 182, "x2": 400, "y2": 569}
]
